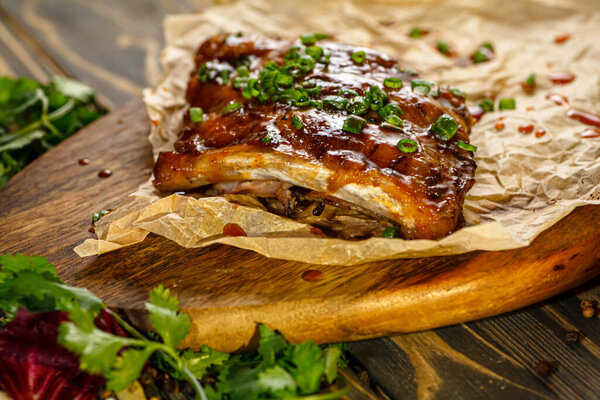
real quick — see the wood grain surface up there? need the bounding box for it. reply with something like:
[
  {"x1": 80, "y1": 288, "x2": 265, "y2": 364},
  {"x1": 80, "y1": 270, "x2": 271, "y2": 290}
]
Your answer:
[{"x1": 2, "y1": 1, "x2": 600, "y2": 399}]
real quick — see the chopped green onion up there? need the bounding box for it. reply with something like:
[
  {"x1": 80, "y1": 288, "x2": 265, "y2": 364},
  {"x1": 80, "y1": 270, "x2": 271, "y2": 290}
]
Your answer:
[
  {"x1": 481, "y1": 42, "x2": 495, "y2": 52},
  {"x1": 479, "y1": 98, "x2": 494, "y2": 112},
  {"x1": 306, "y1": 45, "x2": 324, "y2": 60},
  {"x1": 386, "y1": 115, "x2": 404, "y2": 127},
  {"x1": 397, "y1": 138, "x2": 418, "y2": 153},
  {"x1": 348, "y1": 96, "x2": 368, "y2": 115},
  {"x1": 431, "y1": 113, "x2": 459, "y2": 140},
  {"x1": 303, "y1": 86, "x2": 322, "y2": 96},
  {"x1": 365, "y1": 85, "x2": 388, "y2": 110},
  {"x1": 351, "y1": 50, "x2": 366, "y2": 64},
  {"x1": 397, "y1": 67, "x2": 418, "y2": 76},
  {"x1": 92, "y1": 210, "x2": 109, "y2": 224},
  {"x1": 342, "y1": 115, "x2": 366, "y2": 134},
  {"x1": 408, "y1": 27, "x2": 424, "y2": 38},
  {"x1": 338, "y1": 88, "x2": 359, "y2": 97},
  {"x1": 384, "y1": 77, "x2": 403, "y2": 89},
  {"x1": 232, "y1": 77, "x2": 249, "y2": 89},
  {"x1": 411, "y1": 79, "x2": 432, "y2": 94},
  {"x1": 297, "y1": 55, "x2": 316, "y2": 73},
  {"x1": 279, "y1": 88, "x2": 306, "y2": 103},
  {"x1": 498, "y1": 98, "x2": 516, "y2": 110},
  {"x1": 300, "y1": 33, "x2": 328, "y2": 45},
  {"x1": 291, "y1": 114, "x2": 304, "y2": 130},
  {"x1": 472, "y1": 50, "x2": 489, "y2": 63},
  {"x1": 457, "y1": 140, "x2": 477, "y2": 152},
  {"x1": 525, "y1": 73, "x2": 536, "y2": 87},
  {"x1": 242, "y1": 78, "x2": 260, "y2": 99},
  {"x1": 310, "y1": 99, "x2": 323, "y2": 109},
  {"x1": 322, "y1": 95, "x2": 349, "y2": 110},
  {"x1": 382, "y1": 226, "x2": 400, "y2": 238},
  {"x1": 220, "y1": 69, "x2": 230, "y2": 84},
  {"x1": 276, "y1": 74, "x2": 294, "y2": 87},
  {"x1": 261, "y1": 134, "x2": 272, "y2": 144},
  {"x1": 378, "y1": 103, "x2": 403, "y2": 119},
  {"x1": 449, "y1": 87, "x2": 466, "y2": 98},
  {"x1": 436, "y1": 41, "x2": 450, "y2": 55},
  {"x1": 221, "y1": 102, "x2": 242, "y2": 114},
  {"x1": 189, "y1": 107, "x2": 203, "y2": 123},
  {"x1": 236, "y1": 65, "x2": 250, "y2": 77}
]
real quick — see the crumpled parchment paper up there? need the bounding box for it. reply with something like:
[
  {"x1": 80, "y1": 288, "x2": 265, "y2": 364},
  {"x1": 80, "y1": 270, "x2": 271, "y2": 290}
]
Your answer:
[{"x1": 75, "y1": 0, "x2": 600, "y2": 265}]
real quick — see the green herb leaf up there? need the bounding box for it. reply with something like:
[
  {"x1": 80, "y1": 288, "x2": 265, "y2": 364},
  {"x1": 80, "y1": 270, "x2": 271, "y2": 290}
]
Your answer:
[
  {"x1": 289, "y1": 340, "x2": 325, "y2": 394},
  {"x1": 106, "y1": 348, "x2": 155, "y2": 392},
  {"x1": 436, "y1": 41, "x2": 450, "y2": 55},
  {"x1": 479, "y1": 98, "x2": 494, "y2": 112},
  {"x1": 50, "y1": 76, "x2": 94, "y2": 103},
  {"x1": 408, "y1": 27, "x2": 425, "y2": 38},
  {"x1": 258, "y1": 365, "x2": 296, "y2": 392},
  {"x1": 146, "y1": 284, "x2": 191, "y2": 350},
  {"x1": 322, "y1": 345, "x2": 343, "y2": 383}
]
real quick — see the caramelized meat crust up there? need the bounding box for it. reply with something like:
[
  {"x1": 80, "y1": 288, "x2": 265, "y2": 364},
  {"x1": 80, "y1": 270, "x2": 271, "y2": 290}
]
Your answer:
[{"x1": 153, "y1": 34, "x2": 476, "y2": 239}]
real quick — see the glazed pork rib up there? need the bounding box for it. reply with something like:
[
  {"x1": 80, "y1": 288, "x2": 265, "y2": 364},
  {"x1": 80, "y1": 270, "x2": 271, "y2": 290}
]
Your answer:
[{"x1": 153, "y1": 33, "x2": 476, "y2": 240}]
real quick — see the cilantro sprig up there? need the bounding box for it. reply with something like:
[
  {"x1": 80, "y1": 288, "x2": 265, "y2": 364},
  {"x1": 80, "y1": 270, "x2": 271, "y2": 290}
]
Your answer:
[
  {"x1": 0, "y1": 254, "x2": 349, "y2": 399},
  {"x1": 0, "y1": 76, "x2": 106, "y2": 188}
]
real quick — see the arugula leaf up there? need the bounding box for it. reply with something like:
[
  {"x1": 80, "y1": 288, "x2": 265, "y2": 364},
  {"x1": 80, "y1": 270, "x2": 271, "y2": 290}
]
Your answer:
[
  {"x1": 145, "y1": 284, "x2": 191, "y2": 349},
  {"x1": 50, "y1": 76, "x2": 95, "y2": 103},
  {"x1": 0, "y1": 75, "x2": 105, "y2": 188}
]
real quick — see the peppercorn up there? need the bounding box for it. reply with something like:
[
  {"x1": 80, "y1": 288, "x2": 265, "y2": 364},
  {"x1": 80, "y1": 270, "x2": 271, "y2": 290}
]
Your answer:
[{"x1": 582, "y1": 307, "x2": 596, "y2": 318}]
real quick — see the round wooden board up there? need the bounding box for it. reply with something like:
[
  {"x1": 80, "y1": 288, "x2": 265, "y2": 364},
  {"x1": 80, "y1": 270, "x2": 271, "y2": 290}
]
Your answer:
[{"x1": 0, "y1": 98, "x2": 598, "y2": 352}]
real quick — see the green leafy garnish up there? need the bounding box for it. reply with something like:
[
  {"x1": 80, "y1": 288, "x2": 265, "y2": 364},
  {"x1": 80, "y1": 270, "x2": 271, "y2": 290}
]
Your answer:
[
  {"x1": 0, "y1": 76, "x2": 106, "y2": 188},
  {"x1": 382, "y1": 226, "x2": 400, "y2": 238},
  {"x1": 408, "y1": 27, "x2": 425, "y2": 38},
  {"x1": 479, "y1": 98, "x2": 494, "y2": 112},
  {"x1": 436, "y1": 41, "x2": 450, "y2": 55}
]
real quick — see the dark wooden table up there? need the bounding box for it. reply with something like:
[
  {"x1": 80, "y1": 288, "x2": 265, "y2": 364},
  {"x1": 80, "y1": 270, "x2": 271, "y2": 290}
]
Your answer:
[{"x1": 1, "y1": 1, "x2": 599, "y2": 399}]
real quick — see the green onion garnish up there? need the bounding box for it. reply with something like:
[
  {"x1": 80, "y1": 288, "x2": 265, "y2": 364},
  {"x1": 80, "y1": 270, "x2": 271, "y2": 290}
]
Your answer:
[
  {"x1": 449, "y1": 87, "x2": 466, "y2": 98},
  {"x1": 472, "y1": 50, "x2": 489, "y2": 63},
  {"x1": 221, "y1": 102, "x2": 242, "y2": 114},
  {"x1": 378, "y1": 103, "x2": 403, "y2": 119},
  {"x1": 232, "y1": 77, "x2": 249, "y2": 89},
  {"x1": 472, "y1": 43, "x2": 494, "y2": 64},
  {"x1": 300, "y1": 33, "x2": 328, "y2": 45},
  {"x1": 397, "y1": 138, "x2": 418, "y2": 153},
  {"x1": 386, "y1": 115, "x2": 404, "y2": 127},
  {"x1": 291, "y1": 114, "x2": 304, "y2": 130},
  {"x1": 338, "y1": 88, "x2": 359, "y2": 97},
  {"x1": 411, "y1": 79, "x2": 433, "y2": 94},
  {"x1": 408, "y1": 27, "x2": 424, "y2": 38},
  {"x1": 432, "y1": 113, "x2": 459, "y2": 140},
  {"x1": 220, "y1": 69, "x2": 230, "y2": 84},
  {"x1": 189, "y1": 107, "x2": 203, "y2": 123},
  {"x1": 306, "y1": 45, "x2": 324, "y2": 60},
  {"x1": 323, "y1": 95, "x2": 349, "y2": 110},
  {"x1": 479, "y1": 98, "x2": 494, "y2": 112},
  {"x1": 457, "y1": 140, "x2": 477, "y2": 152},
  {"x1": 384, "y1": 77, "x2": 403, "y2": 89},
  {"x1": 348, "y1": 96, "x2": 368, "y2": 115},
  {"x1": 276, "y1": 74, "x2": 294, "y2": 87},
  {"x1": 482, "y1": 42, "x2": 495, "y2": 52},
  {"x1": 365, "y1": 85, "x2": 388, "y2": 110},
  {"x1": 397, "y1": 67, "x2": 418, "y2": 76},
  {"x1": 436, "y1": 41, "x2": 450, "y2": 55},
  {"x1": 498, "y1": 98, "x2": 516, "y2": 110},
  {"x1": 351, "y1": 50, "x2": 366, "y2": 64},
  {"x1": 92, "y1": 210, "x2": 109, "y2": 224},
  {"x1": 342, "y1": 115, "x2": 366, "y2": 134},
  {"x1": 236, "y1": 65, "x2": 249, "y2": 77},
  {"x1": 261, "y1": 135, "x2": 272, "y2": 144},
  {"x1": 382, "y1": 226, "x2": 400, "y2": 238},
  {"x1": 297, "y1": 55, "x2": 316, "y2": 73},
  {"x1": 525, "y1": 73, "x2": 535, "y2": 87}
]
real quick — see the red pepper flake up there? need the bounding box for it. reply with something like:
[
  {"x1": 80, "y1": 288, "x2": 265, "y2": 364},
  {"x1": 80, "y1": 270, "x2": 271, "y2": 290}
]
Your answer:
[
  {"x1": 495, "y1": 122, "x2": 505, "y2": 131},
  {"x1": 117, "y1": 118, "x2": 123, "y2": 124},
  {"x1": 223, "y1": 223, "x2": 247, "y2": 236},
  {"x1": 302, "y1": 269, "x2": 323, "y2": 282},
  {"x1": 98, "y1": 169, "x2": 112, "y2": 178},
  {"x1": 78, "y1": 158, "x2": 90, "y2": 166},
  {"x1": 518, "y1": 124, "x2": 534, "y2": 134},
  {"x1": 162, "y1": 87, "x2": 168, "y2": 93},
  {"x1": 554, "y1": 34, "x2": 571, "y2": 44},
  {"x1": 581, "y1": 128, "x2": 600, "y2": 139},
  {"x1": 535, "y1": 130, "x2": 547, "y2": 138},
  {"x1": 88, "y1": 227, "x2": 96, "y2": 233},
  {"x1": 498, "y1": 116, "x2": 506, "y2": 121},
  {"x1": 526, "y1": 106, "x2": 534, "y2": 111},
  {"x1": 151, "y1": 119, "x2": 159, "y2": 127},
  {"x1": 310, "y1": 227, "x2": 324, "y2": 236}
]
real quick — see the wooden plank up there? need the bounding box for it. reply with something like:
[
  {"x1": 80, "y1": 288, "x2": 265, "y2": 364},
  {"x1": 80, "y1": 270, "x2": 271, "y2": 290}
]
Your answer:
[{"x1": 0, "y1": 97, "x2": 598, "y2": 358}]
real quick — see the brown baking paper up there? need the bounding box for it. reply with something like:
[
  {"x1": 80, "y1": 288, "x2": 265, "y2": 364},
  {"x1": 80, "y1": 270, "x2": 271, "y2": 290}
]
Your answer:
[{"x1": 75, "y1": 0, "x2": 600, "y2": 265}]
